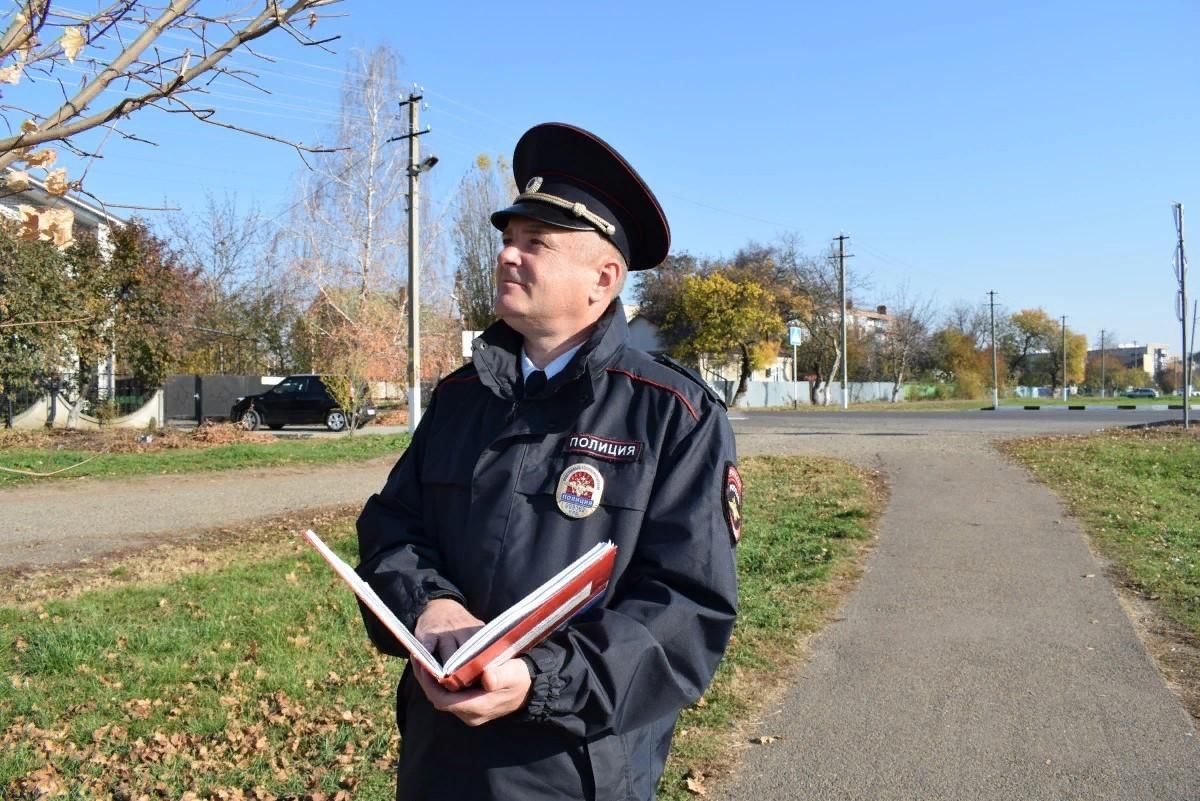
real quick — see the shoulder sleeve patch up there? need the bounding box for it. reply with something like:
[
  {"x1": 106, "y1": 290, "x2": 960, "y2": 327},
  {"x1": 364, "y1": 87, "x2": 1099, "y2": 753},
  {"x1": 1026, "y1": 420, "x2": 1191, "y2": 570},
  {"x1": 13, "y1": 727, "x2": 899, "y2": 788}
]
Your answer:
[
  {"x1": 654, "y1": 354, "x2": 727, "y2": 409},
  {"x1": 724, "y1": 462, "x2": 744, "y2": 546}
]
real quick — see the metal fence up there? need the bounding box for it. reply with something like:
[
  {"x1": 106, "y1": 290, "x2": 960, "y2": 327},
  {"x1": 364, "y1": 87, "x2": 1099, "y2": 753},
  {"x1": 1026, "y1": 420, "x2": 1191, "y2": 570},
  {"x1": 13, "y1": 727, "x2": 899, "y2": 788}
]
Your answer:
[
  {"x1": 2, "y1": 371, "x2": 156, "y2": 427},
  {"x1": 1, "y1": 374, "x2": 43, "y2": 427}
]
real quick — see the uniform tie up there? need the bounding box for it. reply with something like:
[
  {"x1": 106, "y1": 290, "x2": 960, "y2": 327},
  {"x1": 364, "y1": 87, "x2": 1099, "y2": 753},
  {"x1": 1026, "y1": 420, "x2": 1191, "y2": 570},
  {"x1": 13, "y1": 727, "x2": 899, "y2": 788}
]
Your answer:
[{"x1": 523, "y1": 370, "x2": 547, "y2": 398}]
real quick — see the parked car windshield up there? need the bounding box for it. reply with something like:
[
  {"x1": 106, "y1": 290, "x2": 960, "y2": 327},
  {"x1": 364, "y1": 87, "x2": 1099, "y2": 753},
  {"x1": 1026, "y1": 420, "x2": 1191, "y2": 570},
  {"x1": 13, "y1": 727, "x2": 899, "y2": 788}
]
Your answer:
[{"x1": 272, "y1": 378, "x2": 308, "y2": 394}]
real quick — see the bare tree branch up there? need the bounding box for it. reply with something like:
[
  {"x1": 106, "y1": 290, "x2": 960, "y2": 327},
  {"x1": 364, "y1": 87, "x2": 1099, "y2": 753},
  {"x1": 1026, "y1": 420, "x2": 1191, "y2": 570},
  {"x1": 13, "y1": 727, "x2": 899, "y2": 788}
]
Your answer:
[{"x1": 0, "y1": 0, "x2": 343, "y2": 170}]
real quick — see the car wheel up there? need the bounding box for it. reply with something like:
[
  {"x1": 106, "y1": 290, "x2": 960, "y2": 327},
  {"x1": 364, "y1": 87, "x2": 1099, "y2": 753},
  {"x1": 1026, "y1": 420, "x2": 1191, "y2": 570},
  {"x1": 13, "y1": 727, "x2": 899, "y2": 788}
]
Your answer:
[
  {"x1": 326, "y1": 410, "x2": 348, "y2": 432},
  {"x1": 241, "y1": 409, "x2": 262, "y2": 431}
]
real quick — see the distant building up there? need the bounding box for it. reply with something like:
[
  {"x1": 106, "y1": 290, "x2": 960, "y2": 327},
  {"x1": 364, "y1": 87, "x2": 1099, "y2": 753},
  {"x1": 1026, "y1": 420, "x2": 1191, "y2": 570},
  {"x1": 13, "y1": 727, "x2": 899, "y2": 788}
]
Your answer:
[
  {"x1": 849, "y1": 304, "x2": 894, "y2": 338},
  {"x1": 1085, "y1": 343, "x2": 1168, "y2": 378},
  {"x1": 623, "y1": 303, "x2": 666, "y2": 355}
]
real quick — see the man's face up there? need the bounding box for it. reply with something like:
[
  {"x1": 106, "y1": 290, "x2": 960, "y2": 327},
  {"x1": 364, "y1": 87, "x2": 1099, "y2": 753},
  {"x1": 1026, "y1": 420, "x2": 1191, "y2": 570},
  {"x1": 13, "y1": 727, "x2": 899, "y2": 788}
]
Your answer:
[{"x1": 494, "y1": 217, "x2": 611, "y2": 338}]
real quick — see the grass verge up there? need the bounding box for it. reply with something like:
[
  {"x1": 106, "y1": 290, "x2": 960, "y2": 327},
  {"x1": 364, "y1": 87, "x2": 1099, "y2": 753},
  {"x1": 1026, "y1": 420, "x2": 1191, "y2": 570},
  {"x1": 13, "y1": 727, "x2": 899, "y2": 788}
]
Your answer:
[
  {"x1": 1001, "y1": 426, "x2": 1200, "y2": 716},
  {"x1": 0, "y1": 430, "x2": 411, "y2": 487},
  {"x1": 0, "y1": 455, "x2": 882, "y2": 800}
]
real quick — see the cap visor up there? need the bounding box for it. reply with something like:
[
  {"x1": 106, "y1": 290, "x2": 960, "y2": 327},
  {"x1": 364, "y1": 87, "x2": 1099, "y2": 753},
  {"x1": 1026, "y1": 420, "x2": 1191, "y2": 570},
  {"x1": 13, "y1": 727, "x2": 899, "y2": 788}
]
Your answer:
[{"x1": 490, "y1": 201, "x2": 598, "y2": 233}]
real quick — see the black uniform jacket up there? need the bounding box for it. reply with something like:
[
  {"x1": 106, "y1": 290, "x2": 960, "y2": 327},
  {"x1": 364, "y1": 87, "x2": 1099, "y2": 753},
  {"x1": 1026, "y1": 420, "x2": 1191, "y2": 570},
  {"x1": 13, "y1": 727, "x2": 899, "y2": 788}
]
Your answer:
[{"x1": 356, "y1": 301, "x2": 739, "y2": 801}]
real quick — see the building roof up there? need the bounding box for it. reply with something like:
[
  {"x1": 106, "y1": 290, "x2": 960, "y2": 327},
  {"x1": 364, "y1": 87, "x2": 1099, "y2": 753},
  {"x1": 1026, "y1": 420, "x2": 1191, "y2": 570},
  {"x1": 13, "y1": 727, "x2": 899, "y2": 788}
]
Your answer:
[{"x1": 1, "y1": 168, "x2": 127, "y2": 233}]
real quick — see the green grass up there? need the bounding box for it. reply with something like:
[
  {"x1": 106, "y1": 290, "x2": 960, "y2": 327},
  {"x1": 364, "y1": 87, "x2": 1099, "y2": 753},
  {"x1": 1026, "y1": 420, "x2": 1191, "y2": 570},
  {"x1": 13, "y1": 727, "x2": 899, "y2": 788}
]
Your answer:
[
  {"x1": 0, "y1": 455, "x2": 881, "y2": 800},
  {"x1": 0, "y1": 432, "x2": 411, "y2": 487},
  {"x1": 1003, "y1": 428, "x2": 1200, "y2": 636}
]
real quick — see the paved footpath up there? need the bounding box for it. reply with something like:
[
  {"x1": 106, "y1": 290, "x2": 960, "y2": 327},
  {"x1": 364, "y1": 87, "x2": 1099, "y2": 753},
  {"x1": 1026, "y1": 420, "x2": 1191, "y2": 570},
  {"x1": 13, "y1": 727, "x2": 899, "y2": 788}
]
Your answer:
[{"x1": 727, "y1": 426, "x2": 1200, "y2": 801}]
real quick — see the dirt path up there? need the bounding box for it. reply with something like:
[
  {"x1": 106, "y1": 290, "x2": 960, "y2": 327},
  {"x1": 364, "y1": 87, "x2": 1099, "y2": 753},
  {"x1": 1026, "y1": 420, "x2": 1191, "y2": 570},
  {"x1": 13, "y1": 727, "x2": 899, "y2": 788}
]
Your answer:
[{"x1": 0, "y1": 457, "x2": 396, "y2": 569}]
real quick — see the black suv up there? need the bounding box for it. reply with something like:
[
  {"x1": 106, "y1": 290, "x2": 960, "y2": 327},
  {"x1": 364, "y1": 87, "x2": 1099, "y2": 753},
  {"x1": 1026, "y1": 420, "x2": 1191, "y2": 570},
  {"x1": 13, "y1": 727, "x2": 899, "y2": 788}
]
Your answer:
[{"x1": 230, "y1": 374, "x2": 377, "y2": 432}]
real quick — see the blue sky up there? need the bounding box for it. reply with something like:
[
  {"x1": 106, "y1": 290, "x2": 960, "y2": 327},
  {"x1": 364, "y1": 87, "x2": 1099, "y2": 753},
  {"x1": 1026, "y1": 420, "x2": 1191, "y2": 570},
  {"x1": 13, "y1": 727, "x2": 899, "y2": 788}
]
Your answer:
[{"x1": 13, "y1": 0, "x2": 1198, "y2": 353}]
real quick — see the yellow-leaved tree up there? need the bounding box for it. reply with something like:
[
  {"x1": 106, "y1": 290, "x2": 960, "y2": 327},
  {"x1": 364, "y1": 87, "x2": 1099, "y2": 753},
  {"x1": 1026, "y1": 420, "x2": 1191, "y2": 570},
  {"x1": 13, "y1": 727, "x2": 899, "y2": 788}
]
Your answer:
[{"x1": 662, "y1": 271, "x2": 783, "y2": 406}]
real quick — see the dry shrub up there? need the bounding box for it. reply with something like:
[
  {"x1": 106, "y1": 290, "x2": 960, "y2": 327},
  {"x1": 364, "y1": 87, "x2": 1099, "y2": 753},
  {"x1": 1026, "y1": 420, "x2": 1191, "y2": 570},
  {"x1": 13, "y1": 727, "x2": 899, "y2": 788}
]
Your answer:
[
  {"x1": 374, "y1": 408, "x2": 408, "y2": 426},
  {"x1": 0, "y1": 423, "x2": 275, "y2": 453}
]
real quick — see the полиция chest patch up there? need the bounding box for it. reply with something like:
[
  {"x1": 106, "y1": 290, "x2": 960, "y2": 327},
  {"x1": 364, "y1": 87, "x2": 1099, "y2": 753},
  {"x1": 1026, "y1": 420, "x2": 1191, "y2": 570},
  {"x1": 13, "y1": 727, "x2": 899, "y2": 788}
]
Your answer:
[
  {"x1": 563, "y1": 432, "x2": 643, "y2": 463},
  {"x1": 556, "y1": 463, "x2": 605, "y2": 519}
]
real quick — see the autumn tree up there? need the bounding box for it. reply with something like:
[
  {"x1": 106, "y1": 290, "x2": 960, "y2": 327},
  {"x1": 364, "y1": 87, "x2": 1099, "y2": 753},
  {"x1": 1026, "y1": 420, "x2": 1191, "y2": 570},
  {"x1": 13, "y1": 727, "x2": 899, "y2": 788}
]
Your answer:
[
  {"x1": 1002, "y1": 308, "x2": 1057, "y2": 386},
  {"x1": 0, "y1": 218, "x2": 193, "y2": 426},
  {"x1": 1084, "y1": 353, "x2": 1125, "y2": 395},
  {"x1": 929, "y1": 327, "x2": 991, "y2": 398},
  {"x1": 166, "y1": 194, "x2": 302, "y2": 374},
  {"x1": 661, "y1": 271, "x2": 783, "y2": 406},
  {"x1": 1046, "y1": 329, "x2": 1087, "y2": 393},
  {"x1": 0, "y1": 0, "x2": 343, "y2": 225},
  {"x1": 0, "y1": 219, "x2": 79, "y2": 395},
  {"x1": 632, "y1": 252, "x2": 701, "y2": 327},
  {"x1": 277, "y1": 45, "x2": 411, "y2": 431},
  {"x1": 786, "y1": 248, "x2": 867, "y2": 406},
  {"x1": 451, "y1": 154, "x2": 513, "y2": 331},
  {"x1": 877, "y1": 294, "x2": 936, "y2": 401}
]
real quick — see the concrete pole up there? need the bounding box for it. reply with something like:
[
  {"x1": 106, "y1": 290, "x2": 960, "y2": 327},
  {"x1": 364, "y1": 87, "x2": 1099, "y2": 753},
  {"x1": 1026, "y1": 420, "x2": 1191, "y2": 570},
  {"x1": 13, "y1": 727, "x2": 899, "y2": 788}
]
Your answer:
[
  {"x1": 1100, "y1": 329, "x2": 1106, "y2": 398},
  {"x1": 838, "y1": 235, "x2": 848, "y2": 410},
  {"x1": 1176, "y1": 203, "x2": 1189, "y2": 429},
  {"x1": 1061, "y1": 315, "x2": 1068, "y2": 402},
  {"x1": 989, "y1": 290, "x2": 999, "y2": 409},
  {"x1": 407, "y1": 96, "x2": 422, "y2": 433}
]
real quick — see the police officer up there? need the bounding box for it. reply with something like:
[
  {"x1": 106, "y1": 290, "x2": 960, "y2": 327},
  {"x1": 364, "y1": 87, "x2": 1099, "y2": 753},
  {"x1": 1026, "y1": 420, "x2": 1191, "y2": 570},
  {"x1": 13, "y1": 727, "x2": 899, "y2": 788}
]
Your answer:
[{"x1": 356, "y1": 122, "x2": 741, "y2": 801}]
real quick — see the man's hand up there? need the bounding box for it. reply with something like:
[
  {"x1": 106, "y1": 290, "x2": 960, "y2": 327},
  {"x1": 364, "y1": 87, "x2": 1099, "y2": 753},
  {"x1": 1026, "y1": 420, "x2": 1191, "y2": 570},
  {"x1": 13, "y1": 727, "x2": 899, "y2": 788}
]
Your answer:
[
  {"x1": 413, "y1": 658, "x2": 533, "y2": 727},
  {"x1": 414, "y1": 598, "x2": 484, "y2": 661}
]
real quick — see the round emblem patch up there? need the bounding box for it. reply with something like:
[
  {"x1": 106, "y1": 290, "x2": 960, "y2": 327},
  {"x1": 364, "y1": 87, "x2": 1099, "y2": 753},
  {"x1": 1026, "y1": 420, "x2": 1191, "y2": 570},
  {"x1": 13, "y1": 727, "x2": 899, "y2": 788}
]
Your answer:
[
  {"x1": 724, "y1": 462, "x2": 744, "y2": 546},
  {"x1": 525, "y1": 176, "x2": 543, "y2": 193},
  {"x1": 556, "y1": 463, "x2": 604, "y2": 519}
]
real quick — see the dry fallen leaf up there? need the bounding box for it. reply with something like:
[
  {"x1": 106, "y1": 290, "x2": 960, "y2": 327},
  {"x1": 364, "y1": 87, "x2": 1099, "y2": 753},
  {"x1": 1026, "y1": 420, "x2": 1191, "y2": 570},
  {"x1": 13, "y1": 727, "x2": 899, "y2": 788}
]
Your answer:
[
  {"x1": 751, "y1": 734, "x2": 781, "y2": 744},
  {"x1": 44, "y1": 168, "x2": 68, "y2": 196},
  {"x1": 684, "y1": 770, "x2": 708, "y2": 796},
  {"x1": 4, "y1": 169, "x2": 30, "y2": 191},
  {"x1": 25, "y1": 148, "x2": 57, "y2": 168},
  {"x1": 60, "y1": 27, "x2": 85, "y2": 62},
  {"x1": 0, "y1": 64, "x2": 21, "y2": 84}
]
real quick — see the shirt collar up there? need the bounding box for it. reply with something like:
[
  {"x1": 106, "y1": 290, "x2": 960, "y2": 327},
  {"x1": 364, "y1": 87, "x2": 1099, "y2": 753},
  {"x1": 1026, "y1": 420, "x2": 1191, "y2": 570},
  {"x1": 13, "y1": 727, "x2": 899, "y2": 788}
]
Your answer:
[{"x1": 521, "y1": 344, "x2": 582, "y2": 381}]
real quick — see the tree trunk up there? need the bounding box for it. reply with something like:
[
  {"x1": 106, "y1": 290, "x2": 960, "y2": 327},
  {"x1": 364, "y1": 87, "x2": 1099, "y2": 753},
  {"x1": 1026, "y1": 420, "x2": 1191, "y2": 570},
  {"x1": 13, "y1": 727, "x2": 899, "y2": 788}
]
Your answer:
[
  {"x1": 731, "y1": 345, "x2": 753, "y2": 407},
  {"x1": 890, "y1": 367, "x2": 905, "y2": 402},
  {"x1": 820, "y1": 350, "x2": 841, "y2": 406}
]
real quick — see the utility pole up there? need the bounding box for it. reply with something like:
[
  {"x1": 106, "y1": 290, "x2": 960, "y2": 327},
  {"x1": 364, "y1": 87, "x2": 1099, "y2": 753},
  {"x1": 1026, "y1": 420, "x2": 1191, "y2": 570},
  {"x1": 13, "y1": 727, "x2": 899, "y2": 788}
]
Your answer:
[
  {"x1": 1099, "y1": 329, "x2": 1106, "y2": 398},
  {"x1": 988, "y1": 291, "x2": 999, "y2": 409},
  {"x1": 834, "y1": 234, "x2": 850, "y2": 409},
  {"x1": 1174, "y1": 203, "x2": 1190, "y2": 428},
  {"x1": 391, "y1": 90, "x2": 436, "y2": 433},
  {"x1": 1060, "y1": 315, "x2": 1068, "y2": 402}
]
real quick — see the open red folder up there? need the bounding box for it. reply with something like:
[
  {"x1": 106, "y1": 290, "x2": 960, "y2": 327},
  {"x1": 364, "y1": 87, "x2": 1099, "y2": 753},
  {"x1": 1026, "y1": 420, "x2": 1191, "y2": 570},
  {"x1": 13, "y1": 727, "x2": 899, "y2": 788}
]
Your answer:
[{"x1": 303, "y1": 530, "x2": 617, "y2": 691}]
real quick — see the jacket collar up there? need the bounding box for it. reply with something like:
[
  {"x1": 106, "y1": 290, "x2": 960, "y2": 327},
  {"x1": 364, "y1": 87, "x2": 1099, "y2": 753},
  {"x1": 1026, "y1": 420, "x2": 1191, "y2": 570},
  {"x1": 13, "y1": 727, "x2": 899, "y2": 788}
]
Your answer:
[{"x1": 473, "y1": 300, "x2": 628, "y2": 402}]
